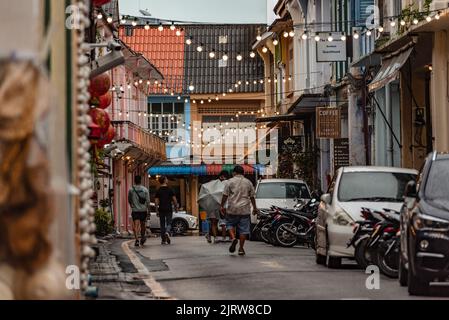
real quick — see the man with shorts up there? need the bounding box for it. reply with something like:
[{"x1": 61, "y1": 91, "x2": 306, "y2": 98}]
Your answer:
[
  {"x1": 220, "y1": 165, "x2": 258, "y2": 255},
  {"x1": 128, "y1": 175, "x2": 150, "y2": 247}
]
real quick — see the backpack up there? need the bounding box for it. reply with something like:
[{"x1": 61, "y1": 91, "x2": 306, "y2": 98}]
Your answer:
[{"x1": 133, "y1": 187, "x2": 147, "y2": 205}]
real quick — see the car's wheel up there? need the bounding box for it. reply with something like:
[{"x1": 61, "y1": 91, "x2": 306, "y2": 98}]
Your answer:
[
  {"x1": 399, "y1": 255, "x2": 408, "y2": 287},
  {"x1": 171, "y1": 219, "x2": 188, "y2": 235},
  {"x1": 408, "y1": 268, "x2": 429, "y2": 296}
]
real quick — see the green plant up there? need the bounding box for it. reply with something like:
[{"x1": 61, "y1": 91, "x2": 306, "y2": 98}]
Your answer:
[{"x1": 94, "y1": 208, "x2": 114, "y2": 236}]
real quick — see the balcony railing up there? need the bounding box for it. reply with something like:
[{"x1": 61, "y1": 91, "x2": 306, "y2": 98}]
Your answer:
[{"x1": 112, "y1": 121, "x2": 166, "y2": 160}]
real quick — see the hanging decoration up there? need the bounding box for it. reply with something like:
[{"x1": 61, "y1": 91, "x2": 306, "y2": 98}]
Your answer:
[
  {"x1": 90, "y1": 91, "x2": 112, "y2": 109},
  {"x1": 88, "y1": 107, "x2": 111, "y2": 134},
  {"x1": 75, "y1": 0, "x2": 98, "y2": 294}
]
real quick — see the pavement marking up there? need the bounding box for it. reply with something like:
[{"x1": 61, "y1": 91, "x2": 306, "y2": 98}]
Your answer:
[
  {"x1": 259, "y1": 260, "x2": 285, "y2": 269},
  {"x1": 121, "y1": 240, "x2": 174, "y2": 300}
]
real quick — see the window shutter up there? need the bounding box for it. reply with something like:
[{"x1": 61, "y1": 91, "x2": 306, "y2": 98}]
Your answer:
[{"x1": 355, "y1": 0, "x2": 375, "y2": 27}]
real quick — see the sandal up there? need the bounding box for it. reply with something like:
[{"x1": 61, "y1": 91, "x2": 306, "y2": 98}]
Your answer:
[
  {"x1": 238, "y1": 248, "x2": 246, "y2": 256},
  {"x1": 229, "y1": 239, "x2": 238, "y2": 253},
  {"x1": 135, "y1": 240, "x2": 140, "y2": 247}
]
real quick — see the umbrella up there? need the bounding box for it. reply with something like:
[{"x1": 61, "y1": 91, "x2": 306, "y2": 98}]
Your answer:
[{"x1": 198, "y1": 179, "x2": 225, "y2": 214}]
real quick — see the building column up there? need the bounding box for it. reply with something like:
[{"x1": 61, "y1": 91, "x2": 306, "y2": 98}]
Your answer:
[
  {"x1": 190, "y1": 176, "x2": 199, "y2": 218},
  {"x1": 431, "y1": 31, "x2": 449, "y2": 152}
]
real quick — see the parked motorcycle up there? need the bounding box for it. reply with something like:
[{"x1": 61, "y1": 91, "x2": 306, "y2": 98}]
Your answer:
[
  {"x1": 252, "y1": 209, "x2": 278, "y2": 244},
  {"x1": 270, "y1": 197, "x2": 320, "y2": 248},
  {"x1": 347, "y1": 207, "x2": 382, "y2": 269},
  {"x1": 372, "y1": 209, "x2": 401, "y2": 278}
]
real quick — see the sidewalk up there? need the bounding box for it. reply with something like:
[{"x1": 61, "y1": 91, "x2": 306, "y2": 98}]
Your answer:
[{"x1": 89, "y1": 237, "x2": 153, "y2": 300}]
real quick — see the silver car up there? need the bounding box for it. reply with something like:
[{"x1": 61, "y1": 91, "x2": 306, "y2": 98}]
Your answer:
[{"x1": 146, "y1": 203, "x2": 198, "y2": 235}]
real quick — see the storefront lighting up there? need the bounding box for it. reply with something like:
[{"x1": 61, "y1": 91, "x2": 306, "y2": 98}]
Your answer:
[
  {"x1": 260, "y1": 79, "x2": 264, "y2": 84},
  {"x1": 158, "y1": 23, "x2": 164, "y2": 31},
  {"x1": 262, "y1": 46, "x2": 268, "y2": 53},
  {"x1": 390, "y1": 19, "x2": 396, "y2": 27},
  {"x1": 120, "y1": 16, "x2": 127, "y2": 24},
  {"x1": 170, "y1": 22, "x2": 176, "y2": 31},
  {"x1": 341, "y1": 33, "x2": 347, "y2": 41},
  {"x1": 209, "y1": 50, "x2": 216, "y2": 58},
  {"x1": 186, "y1": 37, "x2": 192, "y2": 45},
  {"x1": 426, "y1": 15, "x2": 432, "y2": 22},
  {"x1": 273, "y1": 38, "x2": 279, "y2": 45},
  {"x1": 289, "y1": 30, "x2": 295, "y2": 37},
  {"x1": 378, "y1": 26, "x2": 384, "y2": 33},
  {"x1": 314, "y1": 34, "x2": 320, "y2": 41},
  {"x1": 189, "y1": 84, "x2": 195, "y2": 91},
  {"x1": 176, "y1": 29, "x2": 182, "y2": 36},
  {"x1": 107, "y1": 15, "x2": 113, "y2": 23},
  {"x1": 353, "y1": 30, "x2": 359, "y2": 39},
  {"x1": 283, "y1": 31, "x2": 289, "y2": 38},
  {"x1": 249, "y1": 51, "x2": 256, "y2": 58},
  {"x1": 144, "y1": 22, "x2": 150, "y2": 30},
  {"x1": 196, "y1": 44, "x2": 203, "y2": 52},
  {"x1": 132, "y1": 19, "x2": 138, "y2": 27},
  {"x1": 245, "y1": 81, "x2": 249, "y2": 85},
  {"x1": 236, "y1": 53, "x2": 243, "y2": 61},
  {"x1": 413, "y1": 18, "x2": 419, "y2": 25},
  {"x1": 97, "y1": 13, "x2": 103, "y2": 20},
  {"x1": 253, "y1": 80, "x2": 257, "y2": 84},
  {"x1": 366, "y1": 29, "x2": 372, "y2": 36},
  {"x1": 327, "y1": 33, "x2": 333, "y2": 42},
  {"x1": 400, "y1": 19, "x2": 406, "y2": 26},
  {"x1": 435, "y1": 12, "x2": 441, "y2": 20},
  {"x1": 222, "y1": 53, "x2": 229, "y2": 61},
  {"x1": 301, "y1": 32, "x2": 308, "y2": 40},
  {"x1": 256, "y1": 33, "x2": 262, "y2": 41}
]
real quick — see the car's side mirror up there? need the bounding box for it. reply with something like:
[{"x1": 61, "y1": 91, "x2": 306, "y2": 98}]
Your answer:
[
  {"x1": 404, "y1": 180, "x2": 418, "y2": 198},
  {"x1": 321, "y1": 193, "x2": 331, "y2": 205}
]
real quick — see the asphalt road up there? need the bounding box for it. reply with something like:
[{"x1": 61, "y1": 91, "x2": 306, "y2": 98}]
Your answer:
[{"x1": 124, "y1": 236, "x2": 449, "y2": 300}]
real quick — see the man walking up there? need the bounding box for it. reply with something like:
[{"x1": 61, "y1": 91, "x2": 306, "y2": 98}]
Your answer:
[
  {"x1": 205, "y1": 170, "x2": 229, "y2": 244},
  {"x1": 220, "y1": 165, "x2": 258, "y2": 255},
  {"x1": 155, "y1": 176, "x2": 178, "y2": 245},
  {"x1": 128, "y1": 175, "x2": 150, "y2": 247}
]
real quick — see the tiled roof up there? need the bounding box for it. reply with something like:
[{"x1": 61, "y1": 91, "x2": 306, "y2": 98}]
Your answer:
[
  {"x1": 183, "y1": 24, "x2": 265, "y2": 94},
  {"x1": 119, "y1": 26, "x2": 185, "y2": 94}
]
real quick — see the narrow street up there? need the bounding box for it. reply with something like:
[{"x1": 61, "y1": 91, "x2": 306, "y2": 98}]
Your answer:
[{"x1": 97, "y1": 236, "x2": 447, "y2": 300}]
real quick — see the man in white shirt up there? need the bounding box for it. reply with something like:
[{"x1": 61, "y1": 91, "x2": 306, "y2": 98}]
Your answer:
[{"x1": 220, "y1": 165, "x2": 258, "y2": 255}]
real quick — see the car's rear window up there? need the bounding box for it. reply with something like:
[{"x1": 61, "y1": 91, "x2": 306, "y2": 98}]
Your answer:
[{"x1": 256, "y1": 182, "x2": 310, "y2": 199}]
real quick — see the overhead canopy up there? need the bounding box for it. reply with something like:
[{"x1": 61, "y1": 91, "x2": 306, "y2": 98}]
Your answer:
[
  {"x1": 255, "y1": 113, "x2": 307, "y2": 123},
  {"x1": 148, "y1": 164, "x2": 263, "y2": 176},
  {"x1": 368, "y1": 47, "x2": 413, "y2": 92},
  {"x1": 351, "y1": 52, "x2": 382, "y2": 68},
  {"x1": 288, "y1": 94, "x2": 329, "y2": 115}
]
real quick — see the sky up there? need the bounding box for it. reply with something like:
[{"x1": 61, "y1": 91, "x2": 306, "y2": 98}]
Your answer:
[{"x1": 118, "y1": 0, "x2": 276, "y2": 24}]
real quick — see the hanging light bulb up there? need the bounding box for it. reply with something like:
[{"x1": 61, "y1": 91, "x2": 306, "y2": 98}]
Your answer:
[
  {"x1": 413, "y1": 18, "x2": 419, "y2": 25},
  {"x1": 400, "y1": 19, "x2": 406, "y2": 26},
  {"x1": 262, "y1": 46, "x2": 268, "y2": 53},
  {"x1": 366, "y1": 29, "x2": 372, "y2": 36},
  {"x1": 176, "y1": 28, "x2": 182, "y2": 36},
  {"x1": 120, "y1": 16, "x2": 127, "y2": 24},
  {"x1": 283, "y1": 31, "x2": 289, "y2": 38},
  {"x1": 236, "y1": 53, "x2": 243, "y2": 61},
  {"x1": 215, "y1": 96, "x2": 219, "y2": 101},
  {"x1": 177, "y1": 96, "x2": 181, "y2": 100},
  {"x1": 196, "y1": 43, "x2": 203, "y2": 52},
  {"x1": 353, "y1": 30, "x2": 359, "y2": 39},
  {"x1": 208, "y1": 98, "x2": 212, "y2": 103},
  {"x1": 158, "y1": 23, "x2": 163, "y2": 31},
  {"x1": 97, "y1": 13, "x2": 103, "y2": 20},
  {"x1": 107, "y1": 15, "x2": 113, "y2": 23},
  {"x1": 186, "y1": 37, "x2": 192, "y2": 45},
  {"x1": 390, "y1": 19, "x2": 396, "y2": 27},
  {"x1": 378, "y1": 26, "x2": 384, "y2": 33},
  {"x1": 288, "y1": 76, "x2": 292, "y2": 81},
  {"x1": 273, "y1": 38, "x2": 279, "y2": 45},
  {"x1": 260, "y1": 79, "x2": 264, "y2": 84},
  {"x1": 222, "y1": 53, "x2": 229, "y2": 61},
  {"x1": 238, "y1": 80, "x2": 242, "y2": 85},
  {"x1": 256, "y1": 33, "x2": 262, "y2": 41},
  {"x1": 435, "y1": 12, "x2": 441, "y2": 20},
  {"x1": 327, "y1": 33, "x2": 333, "y2": 42},
  {"x1": 301, "y1": 31, "x2": 308, "y2": 40},
  {"x1": 289, "y1": 30, "x2": 295, "y2": 37},
  {"x1": 314, "y1": 34, "x2": 320, "y2": 42},
  {"x1": 209, "y1": 50, "x2": 216, "y2": 58},
  {"x1": 132, "y1": 19, "x2": 137, "y2": 27},
  {"x1": 249, "y1": 51, "x2": 256, "y2": 58},
  {"x1": 170, "y1": 22, "x2": 176, "y2": 31},
  {"x1": 144, "y1": 22, "x2": 150, "y2": 30},
  {"x1": 185, "y1": 98, "x2": 189, "y2": 103},
  {"x1": 426, "y1": 15, "x2": 432, "y2": 22},
  {"x1": 341, "y1": 33, "x2": 347, "y2": 41},
  {"x1": 222, "y1": 92, "x2": 226, "y2": 97},
  {"x1": 189, "y1": 84, "x2": 195, "y2": 91}
]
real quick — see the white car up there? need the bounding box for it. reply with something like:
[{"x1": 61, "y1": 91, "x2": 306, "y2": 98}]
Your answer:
[
  {"x1": 251, "y1": 179, "x2": 311, "y2": 225},
  {"x1": 145, "y1": 203, "x2": 198, "y2": 235},
  {"x1": 315, "y1": 166, "x2": 418, "y2": 268}
]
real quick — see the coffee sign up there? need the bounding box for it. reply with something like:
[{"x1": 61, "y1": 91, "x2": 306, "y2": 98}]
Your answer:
[{"x1": 316, "y1": 107, "x2": 341, "y2": 139}]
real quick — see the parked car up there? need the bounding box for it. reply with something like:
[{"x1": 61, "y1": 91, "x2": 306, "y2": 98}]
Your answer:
[
  {"x1": 145, "y1": 203, "x2": 198, "y2": 235},
  {"x1": 251, "y1": 179, "x2": 311, "y2": 226},
  {"x1": 315, "y1": 166, "x2": 418, "y2": 268},
  {"x1": 399, "y1": 152, "x2": 449, "y2": 295}
]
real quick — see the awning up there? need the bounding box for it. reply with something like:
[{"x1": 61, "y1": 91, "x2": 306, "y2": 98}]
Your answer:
[
  {"x1": 368, "y1": 46, "x2": 413, "y2": 92},
  {"x1": 255, "y1": 113, "x2": 307, "y2": 123},
  {"x1": 351, "y1": 53, "x2": 382, "y2": 68},
  {"x1": 120, "y1": 39, "x2": 164, "y2": 81},
  {"x1": 148, "y1": 164, "x2": 264, "y2": 176},
  {"x1": 252, "y1": 31, "x2": 274, "y2": 50},
  {"x1": 287, "y1": 94, "x2": 329, "y2": 114}
]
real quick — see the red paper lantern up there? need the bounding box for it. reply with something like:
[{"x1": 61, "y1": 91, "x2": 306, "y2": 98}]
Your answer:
[
  {"x1": 88, "y1": 108, "x2": 110, "y2": 134},
  {"x1": 98, "y1": 125, "x2": 116, "y2": 148},
  {"x1": 89, "y1": 73, "x2": 111, "y2": 97},
  {"x1": 88, "y1": 122, "x2": 102, "y2": 145},
  {"x1": 93, "y1": 0, "x2": 111, "y2": 7},
  {"x1": 90, "y1": 92, "x2": 112, "y2": 109}
]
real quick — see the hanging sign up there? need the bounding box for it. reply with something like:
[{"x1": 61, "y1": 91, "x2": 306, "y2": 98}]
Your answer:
[
  {"x1": 334, "y1": 138, "x2": 350, "y2": 171},
  {"x1": 316, "y1": 107, "x2": 341, "y2": 139},
  {"x1": 316, "y1": 33, "x2": 347, "y2": 62}
]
